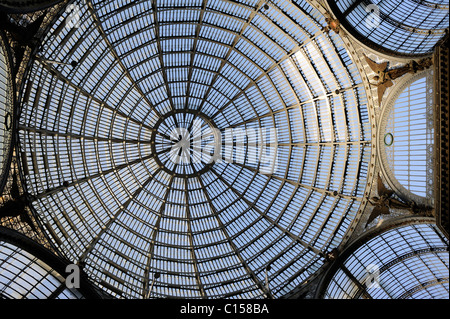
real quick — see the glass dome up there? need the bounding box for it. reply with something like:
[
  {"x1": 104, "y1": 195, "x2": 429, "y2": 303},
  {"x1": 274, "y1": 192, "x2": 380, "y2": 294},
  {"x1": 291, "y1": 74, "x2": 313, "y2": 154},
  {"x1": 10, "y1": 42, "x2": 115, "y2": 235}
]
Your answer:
[
  {"x1": 0, "y1": 226, "x2": 101, "y2": 299},
  {"x1": 17, "y1": 0, "x2": 372, "y2": 298},
  {"x1": 328, "y1": 0, "x2": 449, "y2": 56},
  {"x1": 322, "y1": 222, "x2": 449, "y2": 299}
]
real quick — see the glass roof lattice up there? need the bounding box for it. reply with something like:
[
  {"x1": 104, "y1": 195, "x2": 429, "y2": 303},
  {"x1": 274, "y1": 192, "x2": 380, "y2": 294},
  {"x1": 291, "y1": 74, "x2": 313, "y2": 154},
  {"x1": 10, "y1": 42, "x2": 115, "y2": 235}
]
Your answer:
[
  {"x1": 0, "y1": 240, "x2": 84, "y2": 299},
  {"x1": 324, "y1": 223, "x2": 449, "y2": 299},
  {"x1": 331, "y1": 0, "x2": 449, "y2": 55},
  {"x1": 1, "y1": 31, "x2": 14, "y2": 194},
  {"x1": 18, "y1": 0, "x2": 372, "y2": 299}
]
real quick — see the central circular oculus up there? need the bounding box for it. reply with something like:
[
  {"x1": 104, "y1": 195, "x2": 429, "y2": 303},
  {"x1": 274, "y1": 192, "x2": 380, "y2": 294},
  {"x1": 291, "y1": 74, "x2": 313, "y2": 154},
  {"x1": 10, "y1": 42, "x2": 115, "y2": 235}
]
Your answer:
[{"x1": 151, "y1": 110, "x2": 219, "y2": 178}]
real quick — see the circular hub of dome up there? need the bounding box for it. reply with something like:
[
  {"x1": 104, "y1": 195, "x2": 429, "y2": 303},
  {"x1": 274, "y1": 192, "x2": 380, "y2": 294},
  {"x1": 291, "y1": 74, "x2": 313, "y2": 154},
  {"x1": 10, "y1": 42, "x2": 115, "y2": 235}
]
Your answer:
[{"x1": 151, "y1": 110, "x2": 219, "y2": 178}]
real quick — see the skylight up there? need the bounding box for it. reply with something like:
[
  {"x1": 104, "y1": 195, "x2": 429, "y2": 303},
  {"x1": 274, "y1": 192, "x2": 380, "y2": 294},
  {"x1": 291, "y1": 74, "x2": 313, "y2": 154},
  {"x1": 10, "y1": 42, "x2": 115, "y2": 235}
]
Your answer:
[{"x1": 18, "y1": 0, "x2": 372, "y2": 298}]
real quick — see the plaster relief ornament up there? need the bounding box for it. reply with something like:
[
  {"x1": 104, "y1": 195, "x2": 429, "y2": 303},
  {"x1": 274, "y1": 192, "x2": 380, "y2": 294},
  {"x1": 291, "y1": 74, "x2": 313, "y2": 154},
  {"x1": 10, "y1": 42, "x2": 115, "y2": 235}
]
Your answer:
[
  {"x1": 366, "y1": 175, "x2": 435, "y2": 227},
  {"x1": 324, "y1": 16, "x2": 340, "y2": 34},
  {"x1": 364, "y1": 55, "x2": 433, "y2": 106}
]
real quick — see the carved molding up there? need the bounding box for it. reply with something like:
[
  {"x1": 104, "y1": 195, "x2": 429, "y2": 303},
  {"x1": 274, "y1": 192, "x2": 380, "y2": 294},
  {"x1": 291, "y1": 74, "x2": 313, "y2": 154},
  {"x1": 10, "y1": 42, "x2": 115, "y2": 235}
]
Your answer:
[{"x1": 434, "y1": 38, "x2": 449, "y2": 239}]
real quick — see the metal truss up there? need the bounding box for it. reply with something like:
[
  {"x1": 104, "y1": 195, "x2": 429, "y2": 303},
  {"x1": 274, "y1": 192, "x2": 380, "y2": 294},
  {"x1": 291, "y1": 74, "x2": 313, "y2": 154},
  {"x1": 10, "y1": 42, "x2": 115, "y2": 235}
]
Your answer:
[
  {"x1": 321, "y1": 219, "x2": 449, "y2": 299},
  {"x1": 327, "y1": 0, "x2": 449, "y2": 56},
  {"x1": 0, "y1": 225, "x2": 102, "y2": 299},
  {"x1": 16, "y1": 0, "x2": 374, "y2": 299},
  {"x1": 0, "y1": 31, "x2": 15, "y2": 195}
]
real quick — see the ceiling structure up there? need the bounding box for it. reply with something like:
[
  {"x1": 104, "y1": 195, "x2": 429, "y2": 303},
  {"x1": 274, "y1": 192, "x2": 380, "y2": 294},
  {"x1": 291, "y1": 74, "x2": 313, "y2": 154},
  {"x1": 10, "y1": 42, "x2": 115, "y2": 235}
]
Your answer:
[
  {"x1": 0, "y1": 30, "x2": 14, "y2": 194},
  {"x1": 0, "y1": 225, "x2": 102, "y2": 299},
  {"x1": 0, "y1": 0, "x2": 448, "y2": 300},
  {"x1": 16, "y1": 0, "x2": 373, "y2": 299},
  {"x1": 319, "y1": 218, "x2": 449, "y2": 299},
  {"x1": 327, "y1": 0, "x2": 449, "y2": 56}
]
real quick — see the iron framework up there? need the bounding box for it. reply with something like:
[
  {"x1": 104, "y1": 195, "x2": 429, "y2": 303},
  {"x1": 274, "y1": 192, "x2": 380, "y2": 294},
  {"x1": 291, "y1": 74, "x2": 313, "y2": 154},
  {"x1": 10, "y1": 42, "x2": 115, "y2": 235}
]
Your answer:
[
  {"x1": 0, "y1": 225, "x2": 102, "y2": 299},
  {"x1": 17, "y1": 0, "x2": 373, "y2": 299},
  {"x1": 0, "y1": 30, "x2": 14, "y2": 195},
  {"x1": 318, "y1": 217, "x2": 449, "y2": 299},
  {"x1": 327, "y1": 0, "x2": 449, "y2": 57}
]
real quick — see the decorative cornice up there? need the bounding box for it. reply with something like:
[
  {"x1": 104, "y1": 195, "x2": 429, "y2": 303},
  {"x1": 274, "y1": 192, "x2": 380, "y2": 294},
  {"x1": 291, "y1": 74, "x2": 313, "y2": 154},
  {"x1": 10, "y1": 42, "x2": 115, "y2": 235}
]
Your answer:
[{"x1": 434, "y1": 37, "x2": 449, "y2": 239}]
